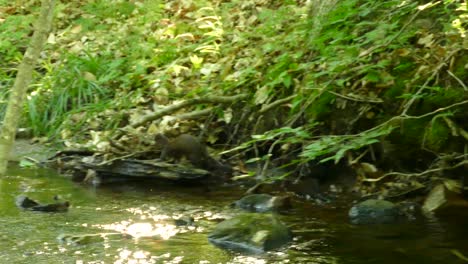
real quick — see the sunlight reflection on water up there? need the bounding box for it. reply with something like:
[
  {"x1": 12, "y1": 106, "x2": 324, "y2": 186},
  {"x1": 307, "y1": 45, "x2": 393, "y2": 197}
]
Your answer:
[{"x1": 96, "y1": 221, "x2": 179, "y2": 240}]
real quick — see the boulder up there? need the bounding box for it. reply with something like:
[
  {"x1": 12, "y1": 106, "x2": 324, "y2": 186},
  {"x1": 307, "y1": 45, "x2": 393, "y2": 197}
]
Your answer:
[
  {"x1": 208, "y1": 213, "x2": 292, "y2": 254},
  {"x1": 349, "y1": 199, "x2": 401, "y2": 225}
]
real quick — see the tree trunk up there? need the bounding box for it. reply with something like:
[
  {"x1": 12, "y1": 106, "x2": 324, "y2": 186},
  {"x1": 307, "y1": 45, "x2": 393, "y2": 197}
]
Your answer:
[{"x1": 0, "y1": 0, "x2": 55, "y2": 175}]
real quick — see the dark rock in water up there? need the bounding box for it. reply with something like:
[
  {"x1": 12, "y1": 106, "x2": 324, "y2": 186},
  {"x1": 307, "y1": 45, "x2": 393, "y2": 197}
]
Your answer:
[
  {"x1": 16, "y1": 196, "x2": 40, "y2": 208},
  {"x1": 233, "y1": 194, "x2": 291, "y2": 213},
  {"x1": 30, "y1": 201, "x2": 70, "y2": 212},
  {"x1": 349, "y1": 199, "x2": 401, "y2": 225},
  {"x1": 58, "y1": 232, "x2": 127, "y2": 246},
  {"x1": 208, "y1": 213, "x2": 292, "y2": 254},
  {"x1": 174, "y1": 216, "x2": 195, "y2": 226},
  {"x1": 16, "y1": 195, "x2": 70, "y2": 213}
]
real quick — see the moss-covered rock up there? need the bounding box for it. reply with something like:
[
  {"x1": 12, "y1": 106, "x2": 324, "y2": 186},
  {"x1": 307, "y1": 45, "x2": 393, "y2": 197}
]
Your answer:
[
  {"x1": 208, "y1": 213, "x2": 292, "y2": 254},
  {"x1": 349, "y1": 199, "x2": 401, "y2": 225}
]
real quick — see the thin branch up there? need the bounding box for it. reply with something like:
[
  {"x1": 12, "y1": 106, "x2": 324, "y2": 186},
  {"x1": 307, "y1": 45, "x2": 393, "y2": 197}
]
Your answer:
[
  {"x1": 259, "y1": 95, "x2": 297, "y2": 114},
  {"x1": 354, "y1": 99, "x2": 468, "y2": 137},
  {"x1": 173, "y1": 108, "x2": 212, "y2": 120},
  {"x1": 131, "y1": 94, "x2": 248, "y2": 128},
  {"x1": 401, "y1": 48, "x2": 461, "y2": 115},
  {"x1": 403, "y1": 99, "x2": 468, "y2": 120},
  {"x1": 307, "y1": 88, "x2": 383, "y2": 103},
  {"x1": 447, "y1": 70, "x2": 468, "y2": 91},
  {"x1": 362, "y1": 159, "x2": 468, "y2": 182},
  {"x1": 359, "y1": 8, "x2": 423, "y2": 58}
]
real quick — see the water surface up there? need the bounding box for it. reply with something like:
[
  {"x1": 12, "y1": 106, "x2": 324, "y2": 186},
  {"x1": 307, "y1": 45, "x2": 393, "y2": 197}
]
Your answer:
[{"x1": 1, "y1": 165, "x2": 467, "y2": 263}]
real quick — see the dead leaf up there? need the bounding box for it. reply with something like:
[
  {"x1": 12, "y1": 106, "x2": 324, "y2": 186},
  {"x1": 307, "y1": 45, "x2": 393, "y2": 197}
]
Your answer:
[
  {"x1": 417, "y1": 33, "x2": 434, "y2": 48},
  {"x1": 254, "y1": 85, "x2": 270, "y2": 105},
  {"x1": 83, "y1": 72, "x2": 96, "y2": 81},
  {"x1": 70, "y1": 24, "x2": 82, "y2": 34}
]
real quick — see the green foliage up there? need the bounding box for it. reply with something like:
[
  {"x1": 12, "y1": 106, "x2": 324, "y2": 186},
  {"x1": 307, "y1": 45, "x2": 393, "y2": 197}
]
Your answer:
[
  {"x1": 227, "y1": 126, "x2": 312, "y2": 154},
  {"x1": 303, "y1": 91, "x2": 335, "y2": 120},
  {"x1": 0, "y1": 14, "x2": 34, "y2": 62},
  {"x1": 25, "y1": 52, "x2": 120, "y2": 135},
  {"x1": 0, "y1": 0, "x2": 465, "y2": 181},
  {"x1": 301, "y1": 126, "x2": 396, "y2": 164},
  {"x1": 84, "y1": 1, "x2": 137, "y2": 20},
  {"x1": 423, "y1": 114, "x2": 451, "y2": 152}
]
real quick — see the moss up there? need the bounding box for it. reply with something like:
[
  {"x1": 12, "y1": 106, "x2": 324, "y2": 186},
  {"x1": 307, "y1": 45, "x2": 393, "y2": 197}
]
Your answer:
[
  {"x1": 452, "y1": 54, "x2": 468, "y2": 79},
  {"x1": 304, "y1": 91, "x2": 335, "y2": 121},
  {"x1": 391, "y1": 118, "x2": 427, "y2": 147},
  {"x1": 424, "y1": 117, "x2": 450, "y2": 152}
]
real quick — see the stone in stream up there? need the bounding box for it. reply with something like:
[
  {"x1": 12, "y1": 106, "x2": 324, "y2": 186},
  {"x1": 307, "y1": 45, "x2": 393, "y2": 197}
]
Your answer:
[
  {"x1": 348, "y1": 199, "x2": 402, "y2": 225},
  {"x1": 232, "y1": 194, "x2": 291, "y2": 213},
  {"x1": 173, "y1": 216, "x2": 195, "y2": 226},
  {"x1": 16, "y1": 195, "x2": 70, "y2": 213},
  {"x1": 208, "y1": 213, "x2": 292, "y2": 254},
  {"x1": 58, "y1": 233, "x2": 127, "y2": 246}
]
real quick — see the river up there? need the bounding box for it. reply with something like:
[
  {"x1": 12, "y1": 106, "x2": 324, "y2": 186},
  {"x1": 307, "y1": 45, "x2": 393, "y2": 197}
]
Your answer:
[{"x1": 0, "y1": 164, "x2": 467, "y2": 263}]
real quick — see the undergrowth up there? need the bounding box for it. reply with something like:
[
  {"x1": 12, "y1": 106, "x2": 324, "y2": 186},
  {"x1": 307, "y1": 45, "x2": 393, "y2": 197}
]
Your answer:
[{"x1": 0, "y1": 0, "x2": 466, "y2": 185}]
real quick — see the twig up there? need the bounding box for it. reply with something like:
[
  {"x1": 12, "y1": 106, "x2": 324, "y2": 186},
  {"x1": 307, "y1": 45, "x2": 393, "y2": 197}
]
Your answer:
[
  {"x1": 174, "y1": 108, "x2": 212, "y2": 120},
  {"x1": 259, "y1": 95, "x2": 297, "y2": 114},
  {"x1": 447, "y1": 70, "x2": 468, "y2": 91},
  {"x1": 131, "y1": 94, "x2": 248, "y2": 128},
  {"x1": 359, "y1": 8, "x2": 423, "y2": 58},
  {"x1": 443, "y1": 117, "x2": 459, "y2": 137},
  {"x1": 259, "y1": 137, "x2": 282, "y2": 179},
  {"x1": 404, "y1": 99, "x2": 468, "y2": 120},
  {"x1": 362, "y1": 159, "x2": 468, "y2": 182},
  {"x1": 355, "y1": 99, "x2": 468, "y2": 137},
  {"x1": 96, "y1": 152, "x2": 140, "y2": 166},
  {"x1": 401, "y1": 48, "x2": 461, "y2": 115},
  {"x1": 307, "y1": 88, "x2": 383, "y2": 103}
]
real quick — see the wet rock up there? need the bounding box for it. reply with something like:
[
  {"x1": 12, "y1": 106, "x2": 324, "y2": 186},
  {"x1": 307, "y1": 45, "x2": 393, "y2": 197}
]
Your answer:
[
  {"x1": 16, "y1": 196, "x2": 40, "y2": 208},
  {"x1": 16, "y1": 195, "x2": 70, "y2": 213},
  {"x1": 232, "y1": 194, "x2": 291, "y2": 213},
  {"x1": 30, "y1": 201, "x2": 70, "y2": 212},
  {"x1": 423, "y1": 183, "x2": 468, "y2": 213},
  {"x1": 208, "y1": 213, "x2": 292, "y2": 254},
  {"x1": 349, "y1": 199, "x2": 401, "y2": 225},
  {"x1": 174, "y1": 216, "x2": 195, "y2": 226},
  {"x1": 397, "y1": 201, "x2": 421, "y2": 221},
  {"x1": 58, "y1": 233, "x2": 126, "y2": 246}
]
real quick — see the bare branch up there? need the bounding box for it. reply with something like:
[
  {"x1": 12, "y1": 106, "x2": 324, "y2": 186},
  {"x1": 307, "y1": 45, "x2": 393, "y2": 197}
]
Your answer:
[{"x1": 131, "y1": 94, "x2": 248, "y2": 128}]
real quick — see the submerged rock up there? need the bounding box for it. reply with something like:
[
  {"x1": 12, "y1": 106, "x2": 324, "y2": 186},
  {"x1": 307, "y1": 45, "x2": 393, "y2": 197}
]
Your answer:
[
  {"x1": 233, "y1": 194, "x2": 291, "y2": 213},
  {"x1": 349, "y1": 199, "x2": 401, "y2": 225},
  {"x1": 58, "y1": 233, "x2": 126, "y2": 246},
  {"x1": 16, "y1": 195, "x2": 40, "y2": 208},
  {"x1": 16, "y1": 195, "x2": 70, "y2": 213},
  {"x1": 208, "y1": 213, "x2": 292, "y2": 254},
  {"x1": 173, "y1": 216, "x2": 195, "y2": 226}
]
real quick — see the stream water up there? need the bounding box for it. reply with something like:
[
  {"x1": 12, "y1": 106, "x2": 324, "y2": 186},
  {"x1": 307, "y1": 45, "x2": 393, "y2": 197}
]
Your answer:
[{"x1": 1, "y1": 164, "x2": 467, "y2": 264}]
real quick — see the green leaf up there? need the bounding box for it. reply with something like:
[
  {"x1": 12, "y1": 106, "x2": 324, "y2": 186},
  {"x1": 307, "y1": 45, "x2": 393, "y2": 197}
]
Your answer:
[{"x1": 301, "y1": 126, "x2": 396, "y2": 164}]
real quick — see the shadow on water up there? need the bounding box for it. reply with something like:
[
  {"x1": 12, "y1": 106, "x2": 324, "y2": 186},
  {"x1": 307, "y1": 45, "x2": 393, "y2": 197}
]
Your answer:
[{"x1": 1, "y1": 164, "x2": 467, "y2": 263}]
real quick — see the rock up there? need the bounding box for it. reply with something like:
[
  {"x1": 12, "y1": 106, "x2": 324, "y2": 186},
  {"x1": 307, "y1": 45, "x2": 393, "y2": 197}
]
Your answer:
[
  {"x1": 208, "y1": 213, "x2": 292, "y2": 254},
  {"x1": 397, "y1": 201, "x2": 421, "y2": 221},
  {"x1": 58, "y1": 233, "x2": 126, "y2": 246},
  {"x1": 173, "y1": 216, "x2": 195, "y2": 226},
  {"x1": 16, "y1": 196, "x2": 40, "y2": 208},
  {"x1": 16, "y1": 195, "x2": 70, "y2": 213},
  {"x1": 233, "y1": 194, "x2": 291, "y2": 213},
  {"x1": 349, "y1": 199, "x2": 401, "y2": 225},
  {"x1": 423, "y1": 183, "x2": 468, "y2": 213},
  {"x1": 30, "y1": 201, "x2": 70, "y2": 212}
]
